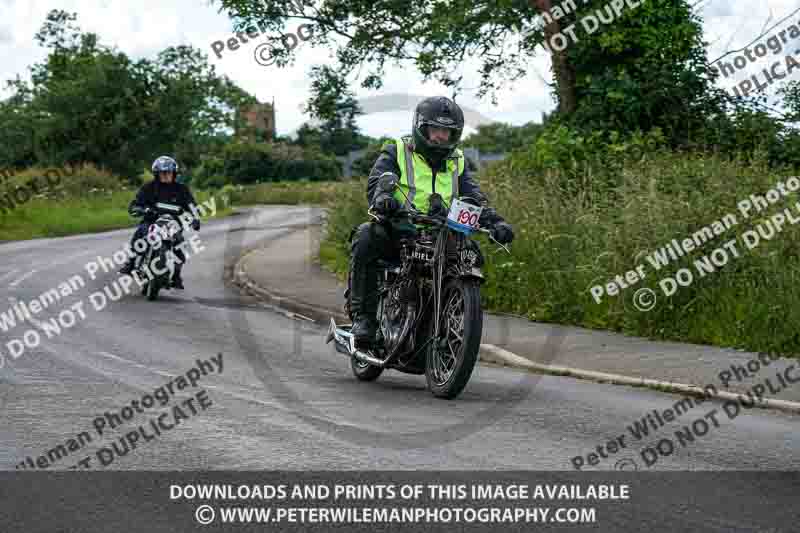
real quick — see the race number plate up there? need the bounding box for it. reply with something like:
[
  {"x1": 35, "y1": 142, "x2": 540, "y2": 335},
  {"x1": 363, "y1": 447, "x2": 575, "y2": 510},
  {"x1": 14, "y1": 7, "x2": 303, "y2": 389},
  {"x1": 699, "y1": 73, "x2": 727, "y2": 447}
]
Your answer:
[{"x1": 446, "y1": 198, "x2": 483, "y2": 234}]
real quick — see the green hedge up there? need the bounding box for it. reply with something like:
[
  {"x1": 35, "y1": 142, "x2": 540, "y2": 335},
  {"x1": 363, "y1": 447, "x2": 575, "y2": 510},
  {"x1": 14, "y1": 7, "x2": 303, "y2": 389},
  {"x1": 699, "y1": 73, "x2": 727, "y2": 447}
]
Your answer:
[{"x1": 193, "y1": 140, "x2": 341, "y2": 188}]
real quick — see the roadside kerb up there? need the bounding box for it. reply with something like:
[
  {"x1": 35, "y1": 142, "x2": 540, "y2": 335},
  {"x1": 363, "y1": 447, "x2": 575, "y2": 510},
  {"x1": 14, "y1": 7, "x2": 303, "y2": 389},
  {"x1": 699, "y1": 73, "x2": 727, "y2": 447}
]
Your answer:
[{"x1": 232, "y1": 234, "x2": 800, "y2": 416}]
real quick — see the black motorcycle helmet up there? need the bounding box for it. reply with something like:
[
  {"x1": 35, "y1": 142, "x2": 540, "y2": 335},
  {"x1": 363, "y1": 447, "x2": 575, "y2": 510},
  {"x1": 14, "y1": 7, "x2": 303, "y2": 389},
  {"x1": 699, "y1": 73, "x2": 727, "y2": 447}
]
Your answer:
[{"x1": 411, "y1": 96, "x2": 465, "y2": 164}]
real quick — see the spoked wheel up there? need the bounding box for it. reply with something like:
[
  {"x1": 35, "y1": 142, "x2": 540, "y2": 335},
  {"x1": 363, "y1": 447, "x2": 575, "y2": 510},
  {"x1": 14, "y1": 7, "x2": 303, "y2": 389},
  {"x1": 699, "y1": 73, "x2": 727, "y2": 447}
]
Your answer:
[{"x1": 426, "y1": 278, "x2": 483, "y2": 399}]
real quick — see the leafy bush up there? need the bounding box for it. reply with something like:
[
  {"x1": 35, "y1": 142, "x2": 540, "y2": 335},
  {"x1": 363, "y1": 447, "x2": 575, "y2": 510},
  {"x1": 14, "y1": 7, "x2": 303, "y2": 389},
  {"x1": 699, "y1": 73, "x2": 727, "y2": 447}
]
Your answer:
[
  {"x1": 194, "y1": 140, "x2": 341, "y2": 187},
  {"x1": 462, "y1": 122, "x2": 545, "y2": 153},
  {"x1": 697, "y1": 108, "x2": 800, "y2": 171},
  {"x1": 230, "y1": 180, "x2": 358, "y2": 207},
  {"x1": 507, "y1": 123, "x2": 667, "y2": 197},
  {"x1": 0, "y1": 163, "x2": 127, "y2": 201}
]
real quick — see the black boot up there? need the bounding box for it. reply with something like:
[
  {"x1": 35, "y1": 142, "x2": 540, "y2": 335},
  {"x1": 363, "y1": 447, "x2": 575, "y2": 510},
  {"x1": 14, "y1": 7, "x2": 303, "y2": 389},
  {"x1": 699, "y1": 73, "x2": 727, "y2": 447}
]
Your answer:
[
  {"x1": 349, "y1": 228, "x2": 380, "y2": 349},
  {"x1": 119, "y1": 257, "x2": 135, "y2": 275},
  {"x1": 351, "y1": 314, "x2": 378, "y2": 350}
]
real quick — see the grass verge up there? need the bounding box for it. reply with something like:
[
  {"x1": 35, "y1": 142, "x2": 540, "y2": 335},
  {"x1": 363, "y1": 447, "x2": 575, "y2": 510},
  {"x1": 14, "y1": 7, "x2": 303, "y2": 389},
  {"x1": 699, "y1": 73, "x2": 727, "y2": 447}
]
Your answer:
[
  {"x1": 1, "y1": 181, "x2": 233, "y2": 241},
  {"x1": 315, "y1": 151, "x2": 800, "y2": 358}
]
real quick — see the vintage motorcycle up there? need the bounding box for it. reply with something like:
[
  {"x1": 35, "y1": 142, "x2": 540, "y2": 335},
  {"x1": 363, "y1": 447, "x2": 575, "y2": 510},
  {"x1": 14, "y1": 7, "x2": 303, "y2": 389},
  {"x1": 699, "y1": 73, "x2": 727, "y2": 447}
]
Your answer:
[{"x1": 326, "y1": 173, "x2": 510, "y2": 399}]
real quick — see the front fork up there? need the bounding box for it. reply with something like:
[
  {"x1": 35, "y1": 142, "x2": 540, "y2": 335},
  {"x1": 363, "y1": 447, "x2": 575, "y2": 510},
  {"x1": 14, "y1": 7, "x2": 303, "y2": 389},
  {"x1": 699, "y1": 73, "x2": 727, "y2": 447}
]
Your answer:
[{"x1": 432, "y1": 230, "x2": 455, "y2": 342}]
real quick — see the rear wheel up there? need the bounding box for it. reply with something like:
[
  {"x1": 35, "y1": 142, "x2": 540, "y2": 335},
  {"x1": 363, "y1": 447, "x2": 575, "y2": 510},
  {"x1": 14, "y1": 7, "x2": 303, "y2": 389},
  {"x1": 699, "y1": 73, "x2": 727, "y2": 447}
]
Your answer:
[
  {"x1": 425, "y1": 278, "x2": 483, "y2": 399},
  {"x1": 350, "y1": 275, "x2": 405, "y2": 383}
]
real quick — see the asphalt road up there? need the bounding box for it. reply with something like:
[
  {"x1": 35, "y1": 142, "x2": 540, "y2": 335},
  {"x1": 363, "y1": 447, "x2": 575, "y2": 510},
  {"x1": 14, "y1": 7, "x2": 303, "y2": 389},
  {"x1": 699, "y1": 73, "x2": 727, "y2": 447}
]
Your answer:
[{"x1": 0, "y1": 205, "x2": 798, "y2": 530}]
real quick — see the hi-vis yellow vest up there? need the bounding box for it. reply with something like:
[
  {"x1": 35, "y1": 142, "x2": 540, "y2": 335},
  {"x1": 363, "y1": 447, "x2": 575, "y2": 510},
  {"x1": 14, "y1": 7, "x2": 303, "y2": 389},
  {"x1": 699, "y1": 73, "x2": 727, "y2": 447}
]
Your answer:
[{"x1": 391, "y1": 136, "x2": 465, "y2": 215}]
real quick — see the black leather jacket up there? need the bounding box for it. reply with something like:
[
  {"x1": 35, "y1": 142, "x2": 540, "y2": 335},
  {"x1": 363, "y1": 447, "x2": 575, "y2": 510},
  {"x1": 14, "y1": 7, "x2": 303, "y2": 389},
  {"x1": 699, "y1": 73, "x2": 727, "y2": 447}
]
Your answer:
[{"x1": 128, "y1": 179, "x2": 198, "y2": 225}]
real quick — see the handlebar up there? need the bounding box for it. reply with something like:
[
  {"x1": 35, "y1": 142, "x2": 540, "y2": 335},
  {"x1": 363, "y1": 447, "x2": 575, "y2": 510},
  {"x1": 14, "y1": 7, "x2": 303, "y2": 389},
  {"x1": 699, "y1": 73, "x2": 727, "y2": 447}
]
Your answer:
[
  {"x1": 371, "y1": 207, "x2": 447, "y2": 228},
  {"x1": 410, "y1": 212, "x2": 493, "y2": 236},
  {"x1": 131, "y1": 203, "x2": 185, "y2": 218},
  {"x1": 368, "y1": 206, "x2": 509, "y2": 253}
]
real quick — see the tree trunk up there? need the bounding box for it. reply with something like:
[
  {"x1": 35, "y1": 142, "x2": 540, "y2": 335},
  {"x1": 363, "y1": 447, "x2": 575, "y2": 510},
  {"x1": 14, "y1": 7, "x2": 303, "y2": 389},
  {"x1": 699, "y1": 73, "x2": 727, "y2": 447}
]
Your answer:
[{"x1": 532, "y1": 0, "x2": 577, "y2": 115}]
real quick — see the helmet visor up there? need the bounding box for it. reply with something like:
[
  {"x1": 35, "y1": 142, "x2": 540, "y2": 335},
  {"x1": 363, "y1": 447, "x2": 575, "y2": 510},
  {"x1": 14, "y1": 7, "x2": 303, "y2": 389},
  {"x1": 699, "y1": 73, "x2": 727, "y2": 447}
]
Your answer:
[{"x1": 420, "y1": 120, "x2": 462, "y2": 148}]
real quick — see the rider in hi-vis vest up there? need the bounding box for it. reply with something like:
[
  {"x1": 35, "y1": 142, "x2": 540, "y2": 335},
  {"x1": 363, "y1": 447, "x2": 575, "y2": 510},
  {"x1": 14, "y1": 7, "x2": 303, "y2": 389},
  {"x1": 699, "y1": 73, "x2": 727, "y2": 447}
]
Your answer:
[
  {"x1": 346, "y1": 96, "x2": 515, "y2": 349},
  {"x1": 390, "y1": 135, "x2": 464, "y2": 215}
]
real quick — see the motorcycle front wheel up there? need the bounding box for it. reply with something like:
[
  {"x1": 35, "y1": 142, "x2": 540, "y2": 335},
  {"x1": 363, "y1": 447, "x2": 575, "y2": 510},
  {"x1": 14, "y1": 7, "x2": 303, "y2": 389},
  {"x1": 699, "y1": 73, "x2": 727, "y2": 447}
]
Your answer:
[
  {"x1": 145, "y1": 250, "x2": 165, "y2": 301},
  {"x1": 425, "y1": 278, "x2": 483, "y2": 399}
]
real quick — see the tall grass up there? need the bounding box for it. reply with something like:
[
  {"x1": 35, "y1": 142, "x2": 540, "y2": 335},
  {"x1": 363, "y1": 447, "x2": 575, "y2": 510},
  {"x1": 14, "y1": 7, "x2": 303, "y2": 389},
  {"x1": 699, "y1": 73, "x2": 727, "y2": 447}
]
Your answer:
[{"x1": 320, "y1": 150, "x2": 800, "y2": 357}]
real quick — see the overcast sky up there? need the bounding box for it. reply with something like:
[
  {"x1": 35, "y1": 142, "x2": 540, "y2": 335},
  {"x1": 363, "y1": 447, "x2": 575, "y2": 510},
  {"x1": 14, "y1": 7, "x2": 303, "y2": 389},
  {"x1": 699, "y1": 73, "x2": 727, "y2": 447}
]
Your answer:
[{"x1": 0, "y1": 0, "x2": 797, "y2": 139}]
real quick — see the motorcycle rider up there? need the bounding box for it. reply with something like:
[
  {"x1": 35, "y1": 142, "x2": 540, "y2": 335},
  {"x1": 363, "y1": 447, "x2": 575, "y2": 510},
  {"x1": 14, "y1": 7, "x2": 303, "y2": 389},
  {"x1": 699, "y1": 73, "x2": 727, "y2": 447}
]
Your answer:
[
  {"x1": 347, "y1": 96, "x2": 514, "y2": 349},
  {"x1": 119, "y1": 156, "x2": 200, "y2": 289}
]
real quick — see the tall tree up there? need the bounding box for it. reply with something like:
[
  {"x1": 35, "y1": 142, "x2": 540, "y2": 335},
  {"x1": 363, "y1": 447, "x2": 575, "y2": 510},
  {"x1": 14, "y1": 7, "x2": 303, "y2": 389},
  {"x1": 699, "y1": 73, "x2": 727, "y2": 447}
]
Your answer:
[
  {"x1": 215, "y1": 0, "x2": 725, "y2": 144},
  {"x1": 214, "y1": 0, "x2": 537, "y2": 101},
  {"x1": 780, "y1": 82, "x2": 800, "y2": 123},
  {"x1": 561, "y1": 0, "x2": 728, "y2": 145},
  {"x1": 302, "y1": 65, "x2": 367, "y2": 156},
  {"x1": 0, "y1": 9, "x2": 256, "y2": 177},
  {"x1": 531, "y1": 0, "x2": 576, "y2": 114}
]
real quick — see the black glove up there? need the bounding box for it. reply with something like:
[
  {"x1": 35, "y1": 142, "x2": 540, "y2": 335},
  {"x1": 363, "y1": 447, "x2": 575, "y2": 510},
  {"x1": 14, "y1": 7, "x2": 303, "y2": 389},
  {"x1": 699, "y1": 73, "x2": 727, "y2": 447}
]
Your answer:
[
  {"x1": 478, "y1": 207, "x2": 501, "y2": 228},
  {"x1": 427, "y1": 193, "x2": 447, "y2": 217},
  {"x1": 491, "y1": 221, "x2": 514, "y2": 244},
  {"x1": 373, "y1": 192, "x2": 400, "y2": 215}
]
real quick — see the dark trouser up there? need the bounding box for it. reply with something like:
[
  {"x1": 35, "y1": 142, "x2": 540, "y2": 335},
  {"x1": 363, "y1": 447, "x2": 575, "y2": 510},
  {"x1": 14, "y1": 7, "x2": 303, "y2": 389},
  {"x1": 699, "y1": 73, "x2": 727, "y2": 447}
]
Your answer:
[
  {"x1": 123, "y1": 224, "x2": 149, "y2": 270},
  {"x1": 347, "y1": 221, "x2": 405, "y2": 320},
  {"x1": 130, "y1": 223, "x2": 148, "y2": 253}
]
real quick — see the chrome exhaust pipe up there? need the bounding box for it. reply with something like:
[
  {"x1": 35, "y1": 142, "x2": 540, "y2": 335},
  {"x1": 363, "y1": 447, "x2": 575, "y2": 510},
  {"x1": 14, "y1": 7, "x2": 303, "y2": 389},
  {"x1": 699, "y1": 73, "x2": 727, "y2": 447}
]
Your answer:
[
  {"x1": 326, "y1": 317, "x2": 386, "y2": 367},
  {"x1": 352, "y1": 350, "x2": 386, "y2": 367}
]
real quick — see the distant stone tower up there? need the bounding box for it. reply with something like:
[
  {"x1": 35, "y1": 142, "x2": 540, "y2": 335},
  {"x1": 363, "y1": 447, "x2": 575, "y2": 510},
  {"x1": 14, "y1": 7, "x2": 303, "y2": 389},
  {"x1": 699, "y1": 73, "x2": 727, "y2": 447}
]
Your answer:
[{"x1": 236, "y1": 99, "x2": 276, "y2": 141}]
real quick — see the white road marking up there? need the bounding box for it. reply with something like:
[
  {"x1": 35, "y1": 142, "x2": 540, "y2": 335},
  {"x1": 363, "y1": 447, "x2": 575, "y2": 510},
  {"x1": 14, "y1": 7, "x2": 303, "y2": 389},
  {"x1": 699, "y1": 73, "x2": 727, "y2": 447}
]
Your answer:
[
  {"x1": 49, "y1": 250, "x2": 98, "y2": 268},
  {"x1": 94, "y1": 351, "x2": 279, "y2": 408},
  {"x1": 5, "y1": 248, "x2": 115, "y2": 290},
  {"x1": 96, "y1": 351, "x2": 150, "y2": 370},
  {"x1": 0, "y1": 269, "x2": 20, "y2": 283},
  {"x1": 96, "y1": 351, "x2": 130, "y2": 362},
  {"x1": 8, "y1": 270, "x2": 37, "y2": 288}
]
